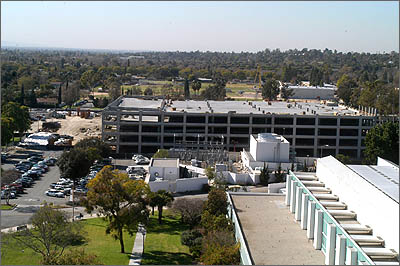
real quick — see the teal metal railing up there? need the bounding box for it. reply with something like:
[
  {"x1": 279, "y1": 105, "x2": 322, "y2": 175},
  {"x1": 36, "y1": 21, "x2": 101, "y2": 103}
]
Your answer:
[
  {"x1": 227, "y1": 192, "x2": 254, "y2": 265},
  {"x1": 288, "y1": 170, "x2": 375, "y2": 265}
]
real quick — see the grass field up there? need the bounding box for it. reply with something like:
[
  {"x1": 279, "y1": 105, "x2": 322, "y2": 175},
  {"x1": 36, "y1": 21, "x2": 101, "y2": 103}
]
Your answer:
[
  {"x1": 141, "y1": 211, "x2": 192, "y2": 265},
  {"x1": 1, "y1": 218, "x2": 136, "y2": 265},
  {"x1": 0, "y1": 204, "x2": 16, "y2": 210}
]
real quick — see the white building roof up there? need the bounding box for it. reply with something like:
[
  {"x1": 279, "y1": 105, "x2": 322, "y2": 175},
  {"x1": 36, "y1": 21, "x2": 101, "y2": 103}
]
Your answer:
[{"x1": 347, "y1": 164, "x2": 399, "y2": 203}]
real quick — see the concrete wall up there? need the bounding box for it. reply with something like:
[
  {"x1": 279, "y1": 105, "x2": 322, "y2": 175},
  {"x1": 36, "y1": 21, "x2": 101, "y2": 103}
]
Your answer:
[
  {"x1": 316, "y1": 156, "x2": 399, "y2": 253},
  {"x1": 249, "y1": 135, "x2": 289, "y2": 162},
  {"x1": 268, "y1": 182, "x2": 286, "y2": 193},
  {"x1": 149, "y1": 166, "x2": 179, "y2": 181},
  {"x1": 176, "y1": 177, "x2": 208, "y2": 193},
  {"x1": 148, "y1": 180, "x2": 170, "y2": 192}
]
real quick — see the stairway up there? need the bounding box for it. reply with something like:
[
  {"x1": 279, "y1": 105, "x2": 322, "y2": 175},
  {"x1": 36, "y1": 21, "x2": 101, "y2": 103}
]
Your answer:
[{"x1": 294, "y1": 173, "x2": 399, "y2": 264}]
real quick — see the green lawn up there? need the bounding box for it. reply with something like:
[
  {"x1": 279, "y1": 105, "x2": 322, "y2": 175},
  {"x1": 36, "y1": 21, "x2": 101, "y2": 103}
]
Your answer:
[
  {"x1": 0, "y1": 204, "x2": 16, "y2": 210},
  {"x1": 1, "y1": 218, "x2": 136, "y2": 265},
  {"x1": 141, "y1": 211, "x2": 192, "y2": 265}
]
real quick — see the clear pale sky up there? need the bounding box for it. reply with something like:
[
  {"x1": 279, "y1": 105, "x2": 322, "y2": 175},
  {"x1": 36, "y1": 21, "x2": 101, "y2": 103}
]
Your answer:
[{"x1": 2, "y1": 1, "x2": 398, "y2": 53}]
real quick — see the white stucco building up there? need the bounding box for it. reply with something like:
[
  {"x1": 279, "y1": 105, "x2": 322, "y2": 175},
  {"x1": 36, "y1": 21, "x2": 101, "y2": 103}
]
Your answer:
[{"x1": 146, "y1": 158, "x2": 208, "y2": 193}]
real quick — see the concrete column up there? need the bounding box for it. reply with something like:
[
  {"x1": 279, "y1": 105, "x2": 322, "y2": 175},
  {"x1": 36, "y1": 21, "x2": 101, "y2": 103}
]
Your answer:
[
  {"x1": 295, "y1": 186, "x2": 302, "y2": 221},
  {"x1": 357, "y1": 117, "x2": 362, "y2": 160},
  {"x1": 138, "y1": 111, "x2": 143, "y2": 153},
  {"x1": 307, "y1": 201, "x2": 316, "y2": 239},
  {"x1": 300, "y1": 193, "x2": 309, "y2": 229},
  {"x1": 313, "y1": 115, "x2": 319, "y2": 157},
  {"x1": 292, "y1": 114, "x2": 297, "y2": 147},
  {"x1": 313, "y1": 209, "x2": 323, "y2": 250},
  {"x1": 160, "y1": 112, "x2": 165, "y2": 148},
  {"x1": 335, "y1": 234, "x2": 346, "y2": 265},
  {"x1": 271, "y1": 114, "x2": 275, "y2": 133},
  {"x1": 345, "y1": 246, "x2": 357, "y2": 265},
  {"x1": 285, "y1": 175, "x2": 292, "y2": 206},
  {"x1": 325, "y1": 223, "x2": 337, "y2": 265},
  {"x1": 336, "y1": 117, "x2": 340, "y2": 157},
  {"x1": 289, "y1": 180, "x2": 297, "y2": 213}
]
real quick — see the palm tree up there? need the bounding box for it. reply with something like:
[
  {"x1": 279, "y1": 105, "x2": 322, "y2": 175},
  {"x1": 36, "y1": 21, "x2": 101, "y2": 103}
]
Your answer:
[{"x1": 151, "y1": 190, "x2": 174, "y2": 224}]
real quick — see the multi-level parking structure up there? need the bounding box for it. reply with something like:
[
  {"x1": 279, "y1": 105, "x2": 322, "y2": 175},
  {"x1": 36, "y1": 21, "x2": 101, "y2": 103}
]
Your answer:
[{"x1": 102, "y1": 96, "x2": 396, "y2": 159}]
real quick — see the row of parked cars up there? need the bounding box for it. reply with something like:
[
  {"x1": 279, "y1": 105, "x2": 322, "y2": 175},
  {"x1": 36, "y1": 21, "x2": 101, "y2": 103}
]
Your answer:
[{"x1": 1, "y1": 155, "x2": 57, "y2": 200}]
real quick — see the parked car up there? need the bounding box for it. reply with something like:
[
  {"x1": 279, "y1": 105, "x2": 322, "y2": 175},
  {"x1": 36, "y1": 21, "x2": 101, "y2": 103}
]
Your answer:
[
  {"x1": 45, "y1": 189, "x2": 58, "y2": 197},
  {"x1": 27, "y1": 156, "x2": 42, "y2": 163}
]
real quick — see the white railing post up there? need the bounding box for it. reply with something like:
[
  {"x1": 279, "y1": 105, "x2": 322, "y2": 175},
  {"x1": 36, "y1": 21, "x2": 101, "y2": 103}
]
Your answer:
[
  {"x1": 295, "y1": 186, "x2": 302, "y2": 221},
  {"x1": 301, "y1": 193, "x2": 309, "y2": 229},
  {"x1": 335, "y1": 234, "x2": 346, "y2": 265},
  {"x1": 290, "y1": 179, "x2": 297, "y2": 213},
  {"x1": 325, "y1": 223, "x2": 337, "y2": 265},
  {"x1": 313, "y1": 209, "x2": 323, "y2": 250},
  {"x1": 285, "y1": 176, "x2": 292, "y2": 206},
  {"x1": 307, "y1": 201, "x2": 316, "y2": 239},
  {"x1": 345, "y1": 246, "x2": 357, "y2": 265}
]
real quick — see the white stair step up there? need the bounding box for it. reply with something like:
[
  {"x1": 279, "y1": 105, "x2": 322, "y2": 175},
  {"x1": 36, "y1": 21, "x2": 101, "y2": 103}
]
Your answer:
[
  {"x1": 313, "y1": 193, "x2": 339, "y2": 201},
  {"x1": 302, "y1": 181, "x2": 325, "y2": 187},
  {"x1": 351, "y1": 235, "x2": 384, "y2": 245},
  {"x1": 362, "y1": 248, "x2": 398, "y2": 259},
  {"x1": 320, "y1": 201, "x2": 347, "y2": 210},
  {"x1": 328, "y1": 210, "x2": 357, "y2": 218},
  {"x1": 297, "y1": 175, "x2": 318, "y2": 181},
  {"x1": 307, "y1": 187, "x2": 331, "y2": 193},
  {"x1": 341, "y1": 224, "x2": 372, "y2": 234},
  {"x1": 373, "y1": 261, "x2": 400, "y2": 265}
]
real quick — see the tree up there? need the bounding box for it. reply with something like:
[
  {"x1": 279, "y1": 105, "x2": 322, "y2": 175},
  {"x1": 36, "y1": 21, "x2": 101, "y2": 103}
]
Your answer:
[
  {"x1": 11, "y1": 205, "x2": 86, "y2": 264},
  {"x1": 200, "y1": 231, "x2": 240, "y2": 265},
  {"x1": 184, "y1": 78, "x2": 190, "y2": 99},
  {"x1": 201, "y1": 78, "x2": 226, "y2": 100},
  {"x1": 172, "y1": 198, "x2": 205, "y2": 228},
  {"x1": 336, "y1": 74, "x2": 358, "y2": 105},
  {"x1": 80, "y1": 70, "x2": 100, "y2": 95},
  {"x1": 181, "y1": 229, "x2": 203, "y2": 258},
  {"x1": 2, "y1": 102, "x2": 32, "y2": 141},
  {"x1": 153, "y1": 149, "x2": 169, "y2": 158},
  {"x1": 205, "y1": 166, "x2": 215, "y2": 181},
  {"x1": 363, "y1": 122, "x2": 399, "y2": 164},
  {"x1": 261, "y1": 78, "x2": 279, "y2": 100},
  {"x1": 28, "y1": 87, "x2": 37, "y2": 107},
  {"x1": 280, "y1": 84, "x2": 294, "y2": 100},
  {"x1": 148, "y1": 192, "x2": 157, "y2": 216},
  {"x1": 144, "y1": 87, "x2": 153, "y2": 96},
  {"x1": 74, "y1": 137, "x2": 111, "y2": 159},
  {"x1": 203, "y1": 188, "x2": 228, "y2": 217},
  {"x1": 20, "y1": 84, "x2": 25, "y2": 105},
  {"x1": 150, "y1": 190, "x2": 174, "y2": 224},
  {"x1": 259, "y1": 162, "x2": 270, "y2": 185},
  {"x1": 57, "y1": 147, "x2": 93, "y2": 219},
  {"x1": 191, "y1": 79, "x2": 202, "y2": 95},
  {"x1": 335, "y1": 154, "x2": 351, "y2": 164},
  {"x1": 109, "y1": 81, "x2": 121, "y2": 101},
  {"x1": 84, "y1": 166, "x2": 150, "y2": 253},
  {"x1": 274, "y1": 164, "x2": 285, "y2": 183},
  {"x1": 1, "y1": 116, "x2": 14, "y2": 148}
]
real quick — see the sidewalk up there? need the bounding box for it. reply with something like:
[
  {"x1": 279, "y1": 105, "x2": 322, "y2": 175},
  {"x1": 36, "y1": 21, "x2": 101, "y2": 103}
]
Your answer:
[{"x1": 129, "y1": 231, "x2": 146, "y2": 265}]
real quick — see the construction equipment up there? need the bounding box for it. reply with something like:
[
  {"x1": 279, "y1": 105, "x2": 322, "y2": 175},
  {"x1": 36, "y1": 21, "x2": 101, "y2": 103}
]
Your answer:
[{"x1": 253, "y1": 64, "x2": 262, "y2": 98}]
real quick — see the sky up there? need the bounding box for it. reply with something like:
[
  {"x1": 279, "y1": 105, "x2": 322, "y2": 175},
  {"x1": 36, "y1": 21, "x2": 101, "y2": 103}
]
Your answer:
[{"x1": 2, "y1": 1, "x2": 399, "y2": 53}]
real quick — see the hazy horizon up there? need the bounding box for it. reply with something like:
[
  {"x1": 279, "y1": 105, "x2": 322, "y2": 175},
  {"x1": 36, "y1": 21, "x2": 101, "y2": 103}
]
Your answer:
[{"x1": 2, "y1": 1, "x2": 399, "y2": 53}]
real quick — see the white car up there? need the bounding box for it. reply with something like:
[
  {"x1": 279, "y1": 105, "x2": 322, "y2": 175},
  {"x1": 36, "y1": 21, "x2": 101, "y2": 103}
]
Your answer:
[
  {"x1": 45, "y1": 190, "x2": 58, "y2": 197},
  {"x1": 55, "y1": 192, "x2": 64, "y2": 198}
]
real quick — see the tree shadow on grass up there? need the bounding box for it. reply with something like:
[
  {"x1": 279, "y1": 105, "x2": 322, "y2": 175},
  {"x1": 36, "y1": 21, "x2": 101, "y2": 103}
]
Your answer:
[
  {"x1": 141, "y1": 251, "x2": 193, "y2": 265},
  {"x1": 147, "y1": 218, "x2": 187, "y2": 235}
]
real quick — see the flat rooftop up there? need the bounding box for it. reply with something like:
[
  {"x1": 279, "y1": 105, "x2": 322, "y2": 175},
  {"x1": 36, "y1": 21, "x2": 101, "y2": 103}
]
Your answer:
[
  {"x1": 231, "y1": 194, "x2": 325, "y2": 265},
  {"x1": 347, "y1": 164, "x2": 399, "y2": 203},
  {"x1": 116, "y1": 97, "x2": 359, "y2": 116},
  {"x1": 150, "y1": 158, "x2": 179, "y2": 167}
]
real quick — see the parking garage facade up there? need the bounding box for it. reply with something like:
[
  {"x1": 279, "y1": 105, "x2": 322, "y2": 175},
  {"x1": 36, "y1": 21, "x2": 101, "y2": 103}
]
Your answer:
[{"x1": 102, "y1": 96, "x2": 390, "y2": 160}]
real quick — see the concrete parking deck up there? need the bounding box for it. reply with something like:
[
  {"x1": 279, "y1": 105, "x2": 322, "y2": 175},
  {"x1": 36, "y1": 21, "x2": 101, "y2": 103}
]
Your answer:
[{"x1": 231, "y1": 194, "x2": 325, "y2": 265}]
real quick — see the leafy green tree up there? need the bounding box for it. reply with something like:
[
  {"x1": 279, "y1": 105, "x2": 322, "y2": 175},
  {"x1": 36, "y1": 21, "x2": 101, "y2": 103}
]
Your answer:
[
  {"x1": 205, "y1": 166, "x2": 215, "y2": 181},
  {"x1": 184, "y1": 79, "x2": 190, "y2": 99},
  {"x1": 201, "y1": 78, "x2": 226, "y2": 100},
  {"x1": 172, "y1": 198, "x2": 204, "y2": 228},
  {"x1": 259, "y1": 163, "x2": 270, "y2": 185},
  {"x1": 11, "y1": 205, "x2": 86, "y2": 265},
  {"x1": 363, "y1": 122, "x2": 399, "y2": 164},
  {"x1": 181, "y1": 229, "x2": 203, "y2": 258},
  {"x1": 336, "y1": 74, "x2": 358, "y2": 105},
  {"x1": 280, "y1": 84, "x2": 294, "y2": 100},
  {"x1": 153, "y1": 149, "x2": 169, "y2": 158},
  {"x1": 335, "y1": 154, "x2": 351, "y2": 164},
  {"x1": 274, "y1": 164, "x2": 285, "y2": 183},
  {"x1": 80, "y1": 70, "x2": 100, "y2": 95},
  {"x1": 144, "y1": 87, "x2": 153, "y2": 96},
  {"x1": 200, "y1": 231, "x2": 240, "y2": 265},
  {"x1": 84, "y1": 166, "x2": 150, "y2": 253},
  {"x1": 261, "y1": 78, "x2": 279, "y2": 100},
  {"x1": 2, "y1": 102, "x2": 31, "y2": 141},
  {"x1": 203, "y1": 188, "x2": 228, "y2": 217},
  {"x1": 150, "y1": 190, "x2": 174, "y2": 224},
  {"x1": 1, "y1": 116, "x2": 14, "y2": 148},
  {"x1": 74, "y1": 137, "x2": 111, "y2": 158},
  {"x1": 191, "y1": 79, "x2": 202, "y2": 95}
]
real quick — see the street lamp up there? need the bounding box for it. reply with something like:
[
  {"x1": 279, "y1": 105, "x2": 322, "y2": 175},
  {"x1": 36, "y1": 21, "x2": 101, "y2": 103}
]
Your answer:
[
  {"x1": 138, "y1": 224, "x2": 147, "y2": 251},
  {"x1": 320, "y1": 144, "x2": 329, "y2": 157}
]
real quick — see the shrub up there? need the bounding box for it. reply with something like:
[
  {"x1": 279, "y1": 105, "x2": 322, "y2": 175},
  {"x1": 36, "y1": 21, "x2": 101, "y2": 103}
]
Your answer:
[
  {"x1": 200, "y1": 231, "x2": 240, "y2": 265},
  {"x1": 52, "y1": 248, "x2": 103, "y2": 265}
]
